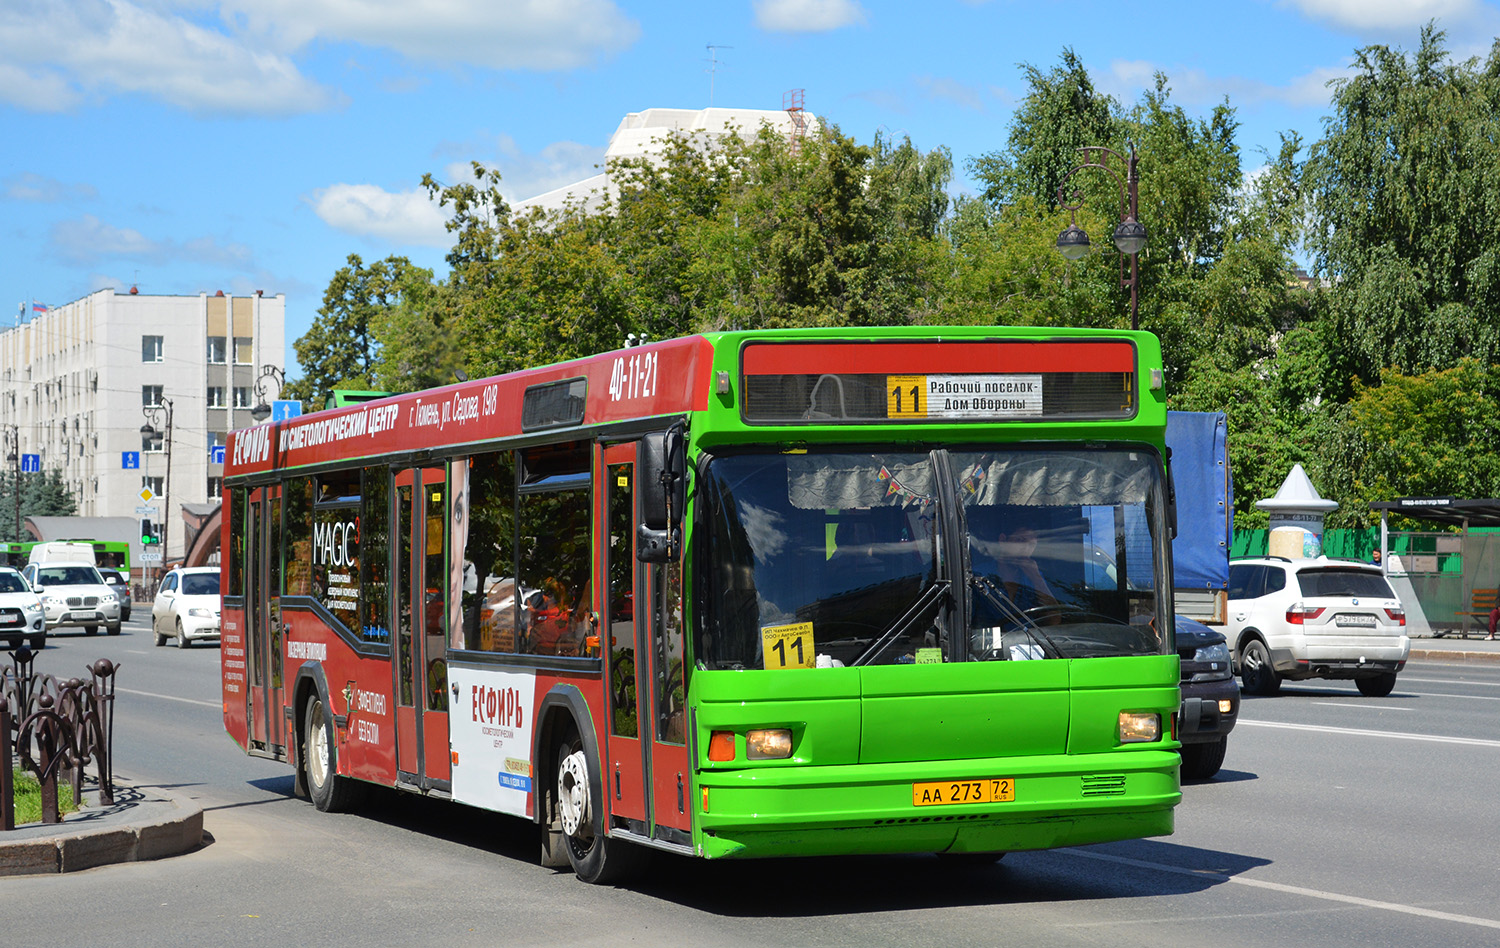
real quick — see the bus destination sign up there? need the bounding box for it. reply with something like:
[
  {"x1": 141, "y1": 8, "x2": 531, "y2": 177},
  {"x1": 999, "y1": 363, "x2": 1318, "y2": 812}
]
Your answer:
[{"x1": 886, "y1": 374, "x2": 1043, "y2": 419}]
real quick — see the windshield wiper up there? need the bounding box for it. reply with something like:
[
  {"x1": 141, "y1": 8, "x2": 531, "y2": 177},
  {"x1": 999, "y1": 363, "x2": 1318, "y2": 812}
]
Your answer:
[
  {"x1": 971, "y1": 575, "x2": 1064, "y2": 660},
  {"x1": 850, "y1": 579, "x2": 950, "y2": 667}
]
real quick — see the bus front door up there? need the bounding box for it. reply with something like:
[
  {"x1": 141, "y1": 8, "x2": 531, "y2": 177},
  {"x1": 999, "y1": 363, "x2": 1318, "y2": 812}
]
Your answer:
[
  {"x1": 245, "y1": 485, "x2": 286, "y2": 758},
  {"x1": 394, "y1": 467, "x2": 452, "y2": 790},
  {"x1": 601, "y1": 442, "x2": 692, "y2": 841}
]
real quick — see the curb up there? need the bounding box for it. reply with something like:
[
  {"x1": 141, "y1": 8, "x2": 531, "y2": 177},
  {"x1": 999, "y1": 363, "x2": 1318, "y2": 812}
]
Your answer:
[
  {"x1": 0, "y1": 782, "x2": 204, "y2": 876},
  {"x1": 1410, "y1": 647, "x2": 1500, "y2": 664}
]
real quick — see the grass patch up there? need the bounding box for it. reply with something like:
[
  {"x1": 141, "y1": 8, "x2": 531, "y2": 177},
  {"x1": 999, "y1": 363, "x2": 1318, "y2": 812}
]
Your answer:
[{"x1": 9, "y1": 768, "x2": 80, "y2": 824}]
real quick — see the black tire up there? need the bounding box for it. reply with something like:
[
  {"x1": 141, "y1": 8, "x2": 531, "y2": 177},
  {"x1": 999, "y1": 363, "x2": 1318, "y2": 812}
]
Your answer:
[
  {"x1": 304, "y1": 694, "x2": 362, "y2": 813},
  {"x1": 556, "y1": 726, "x2": 650, "y2": 884},
  {"x1": 175, "y1": 619, "x2": 190, "y2": 649},
  {"x1": 1356, "y1": 672, "x2": 1397, "y2": 698},
  {"x1": 153, "y1": 618, "x2": 167, "y2": 647},
  {"x1": 1180, "y1": 737, "x2": 1228, "y2": 780},
  {"x1": 1239, "y1": 639, "x2": 1280, "y2": 696},
  {"x1": 27, "y1": 634, "x2": 44, "y2": 650},
  {"x1": 85, "y1": 624, "x2": 98, "y2": 635},
  {"x1": 107, "y1": 620, "x2": 121, "y2": 635}
]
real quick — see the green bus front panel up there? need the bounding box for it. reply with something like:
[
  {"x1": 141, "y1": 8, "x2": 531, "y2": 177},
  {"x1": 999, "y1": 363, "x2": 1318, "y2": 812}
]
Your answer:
[{"x1": 691, "y1": 656, "x2": 1180, "y2": 860}]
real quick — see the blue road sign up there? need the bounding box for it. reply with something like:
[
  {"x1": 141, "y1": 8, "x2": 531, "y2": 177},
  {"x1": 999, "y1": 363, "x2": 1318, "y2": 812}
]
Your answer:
[
  {"x1": 123, "y1": 451, "x2": 140, "y2": 470},
  {"x1": 271, "y1": 400, "x2": 302, "y2": 422},
  {"x1": 211, "y1": 445, "x2": 226, "y2": 464},
  {"x1": 20, "y1": 454, "x2": 40, "y2": 473}
]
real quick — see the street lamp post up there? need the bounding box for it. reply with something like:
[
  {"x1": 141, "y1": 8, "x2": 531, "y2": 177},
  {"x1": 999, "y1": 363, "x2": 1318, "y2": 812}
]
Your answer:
[
  {"x1": 141, "y1": 399, "x2": 174, "y2": 577},
  {"x1": 1055, "y1": 144, "x2": 1147, "y2": 331},
  {"x1": 250, "y1": 365, "x2": 285, "y2": 423},
  {"x1": 3, "y1": 425, "x2": 18, "y2": 540}
]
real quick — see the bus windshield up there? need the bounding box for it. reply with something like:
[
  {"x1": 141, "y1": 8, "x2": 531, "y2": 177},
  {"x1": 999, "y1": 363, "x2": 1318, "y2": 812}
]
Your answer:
[{"x1": 699, "y1": 447, "x2": 1168, "y2": 669}]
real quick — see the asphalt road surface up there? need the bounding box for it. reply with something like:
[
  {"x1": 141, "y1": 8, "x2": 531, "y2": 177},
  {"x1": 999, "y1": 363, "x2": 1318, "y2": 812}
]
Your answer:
[{"x1": 4, "y1": 615, "x2": 1498, "y2": 948}]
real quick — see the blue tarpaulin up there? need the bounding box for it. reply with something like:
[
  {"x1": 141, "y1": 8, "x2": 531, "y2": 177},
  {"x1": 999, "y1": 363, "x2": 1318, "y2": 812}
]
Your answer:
[{"x1": 1167, "y1": 411, "x2": 1232, "y2": 589}]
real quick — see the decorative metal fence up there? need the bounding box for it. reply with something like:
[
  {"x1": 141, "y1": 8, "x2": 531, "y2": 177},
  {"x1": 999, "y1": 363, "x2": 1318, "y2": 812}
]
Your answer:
[{"x1": 0, "y1": 648, "x2": 119, "y2": 829}]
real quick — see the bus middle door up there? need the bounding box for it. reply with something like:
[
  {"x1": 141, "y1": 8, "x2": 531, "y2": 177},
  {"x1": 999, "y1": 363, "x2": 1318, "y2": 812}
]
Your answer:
[
  {"x1": 246, "y1": 484, "x2": 286, "y2": 758},
  {"x1": 394, "y1": 466, "x2": 452, "y2": 790}
]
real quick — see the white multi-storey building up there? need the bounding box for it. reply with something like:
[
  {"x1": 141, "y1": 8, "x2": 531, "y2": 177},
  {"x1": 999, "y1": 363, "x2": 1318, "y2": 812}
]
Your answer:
[{"x1": 0, "y1": 288, "x2": 286, "y2": 566}]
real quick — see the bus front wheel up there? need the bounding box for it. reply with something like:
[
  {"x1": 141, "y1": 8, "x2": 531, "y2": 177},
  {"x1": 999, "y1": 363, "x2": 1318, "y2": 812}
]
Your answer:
[{"x1": 556, "y1": 728, "x2": 648, "y2": 884}]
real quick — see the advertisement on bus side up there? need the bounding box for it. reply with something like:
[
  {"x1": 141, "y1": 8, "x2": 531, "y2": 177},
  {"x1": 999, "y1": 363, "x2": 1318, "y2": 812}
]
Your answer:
[{"x1": 448, "y1": 665, "x2": 537, "y2": 817}]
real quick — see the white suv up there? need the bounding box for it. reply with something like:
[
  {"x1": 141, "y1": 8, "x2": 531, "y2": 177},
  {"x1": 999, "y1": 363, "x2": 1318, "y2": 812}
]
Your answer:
[
  {"x1": 21, "y1": 561, "x2": 123, "y2": 635},
  {"x1": 1227, "y1": 557, "x2": 1409, "y2": 697}
]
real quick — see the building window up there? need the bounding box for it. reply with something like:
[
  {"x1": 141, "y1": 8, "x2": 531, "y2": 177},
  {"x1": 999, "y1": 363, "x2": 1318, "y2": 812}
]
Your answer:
[
  {"x1": 207, "y1": 476, "x2": 223, "y2": 498},
  {"x1": 209, "y1": 430, "x2": 226, "y2": 449},
  {"x1": 142, "y1": 475, "x2": 164, "y2": 496},
  {"x1": 207, "y1": 336, "x2": 227, "y2": 364},
  {"x1": 207, "y1": 386, "x2": 226, "y2": 409},
  {"x1": 233, "y1": 386, "x2": 252, "y2": 409},
  {"x1": 142, "y1": 385, "x2": 163, "y2": 407},
  {"x1": 233, "y1": 337, "x2": 253, "y2": 365},
  {"x1": 142, "y1": 335, "x2": 163, "y2": 363}
]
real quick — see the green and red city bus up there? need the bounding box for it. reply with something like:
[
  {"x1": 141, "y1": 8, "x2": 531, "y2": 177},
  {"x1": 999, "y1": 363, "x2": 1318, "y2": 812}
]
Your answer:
[{"x1": 220, "y1": 325, "x2": 1183, "y2": 883}]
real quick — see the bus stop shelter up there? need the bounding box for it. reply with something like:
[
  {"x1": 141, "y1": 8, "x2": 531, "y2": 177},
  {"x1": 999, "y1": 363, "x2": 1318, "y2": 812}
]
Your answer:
[{"x1": 1369, "y1": 497, "x2": 1500, "y2": 638}]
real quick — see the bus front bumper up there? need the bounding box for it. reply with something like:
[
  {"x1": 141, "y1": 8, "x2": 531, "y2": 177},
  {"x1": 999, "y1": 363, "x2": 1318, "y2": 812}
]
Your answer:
[{"x1": 692, "y1": 749, "x2": 1181, "y2": 860}]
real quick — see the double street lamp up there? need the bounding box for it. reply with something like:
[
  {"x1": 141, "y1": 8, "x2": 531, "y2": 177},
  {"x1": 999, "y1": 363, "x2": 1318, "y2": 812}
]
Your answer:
[
  {"x1": 1055, "y1": 144, "x2": 1148, "y2": 330},
  {"x1": 141, "y1": 398, "x2": 174, "y2": 573},
  {"x1": 3, "y1": 425, "x2": 18, "y2": 539},
  {"x1": 249, "y1": 365, "x2": 285, "y2": 423}
]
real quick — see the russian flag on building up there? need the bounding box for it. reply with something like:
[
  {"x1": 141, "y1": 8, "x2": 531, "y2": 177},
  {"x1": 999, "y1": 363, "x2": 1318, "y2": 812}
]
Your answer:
[{"x1": 31, "y1": 301, "x2": 47, "y2": 313}]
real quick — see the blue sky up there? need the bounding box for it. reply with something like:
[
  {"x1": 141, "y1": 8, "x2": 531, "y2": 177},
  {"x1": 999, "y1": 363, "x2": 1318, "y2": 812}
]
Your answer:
[{"x1": 3, "y1": 0, "x2": 1497, "y2": 373}]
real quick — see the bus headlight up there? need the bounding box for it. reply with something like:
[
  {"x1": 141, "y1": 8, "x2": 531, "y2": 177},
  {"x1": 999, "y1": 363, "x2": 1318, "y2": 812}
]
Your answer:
[
  {"x1": 745, "y1": 728, "x2": 793, "y2": 760},
  {"x1": 1118, "y1": 712, "x2": 1161, "y2": 743}
]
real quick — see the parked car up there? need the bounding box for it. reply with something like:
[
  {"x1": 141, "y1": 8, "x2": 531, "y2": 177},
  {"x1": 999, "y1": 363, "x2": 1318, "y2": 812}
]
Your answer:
[
  {"x1": 20, "y1": 561, "x2": 122, "y2": 635},
  {"x1": 100, "y1": 571, "x2": 132, "y2": 621},
  {"x1": 1226, "y1": 556, "x2": 1409, "y2": 697},
  {"x1": 151, "y1": 567, "x2": 221, "y2": 648},
  {"x1": 0, "y1": 566, "x2": 47, "y2": 650},
  {"x1": 1175, "y1": 614, "x2": 1239, "y2": 779}
]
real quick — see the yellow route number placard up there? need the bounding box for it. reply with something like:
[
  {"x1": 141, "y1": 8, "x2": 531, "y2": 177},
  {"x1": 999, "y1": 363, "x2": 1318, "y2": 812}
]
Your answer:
[
  {"x1": 761, "y1": 622, "x2": 815, "y2": 670},
  {"x1": 887, "y1": 375, "x2": 927, "y2": 419}
]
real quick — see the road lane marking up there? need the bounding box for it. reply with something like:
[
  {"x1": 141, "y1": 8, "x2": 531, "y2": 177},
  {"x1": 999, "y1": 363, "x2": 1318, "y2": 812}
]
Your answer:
[
  {"x1": 1311, "y1": 702, "x2": 1410, "y2": 711},
  {"x1": 1401, "y1": 676, "x2": 1500, "y2": 687},
  {"x1": 115, "y1": 686, "x2": 219, "y2": 709},
  {"x1": 1239, "y1": 719, "x2": 1500, "y2": 748},
  {"x1": 1069, "y1": 849, "x2": 1500, "y2": 931}
]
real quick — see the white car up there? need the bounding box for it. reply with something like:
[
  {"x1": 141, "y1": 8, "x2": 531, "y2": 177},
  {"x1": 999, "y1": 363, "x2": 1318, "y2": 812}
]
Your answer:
[
  {"x1": 0, "y1": 566, "x2": 47, "y2": 650},
  {"x1": 151, "y1": 567, "x2": 221, "y2": 648},
  {"x1": 1227, "y1": 556, "x2": 1410, "y2": 697},
  {"x1": 21, "y1": 561, "x2": 122, "y2": 635}
]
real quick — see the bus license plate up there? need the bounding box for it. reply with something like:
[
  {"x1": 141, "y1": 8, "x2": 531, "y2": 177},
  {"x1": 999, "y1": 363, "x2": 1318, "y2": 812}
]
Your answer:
[{"x1": 913, "y1": 778, "x2": 1015, "y2": 806}]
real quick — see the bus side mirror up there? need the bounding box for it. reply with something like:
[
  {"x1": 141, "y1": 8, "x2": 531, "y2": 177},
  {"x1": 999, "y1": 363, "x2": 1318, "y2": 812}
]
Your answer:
[{"x1": 638, "y1": 425, "x2": 685, "y2": 563}]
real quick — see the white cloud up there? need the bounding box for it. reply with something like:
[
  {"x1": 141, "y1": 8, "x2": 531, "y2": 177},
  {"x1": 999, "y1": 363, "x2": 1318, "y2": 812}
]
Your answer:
[
  {"x1": 0, "y1": 0, "x2": 339, "y2": 115},
  {"x1": 307, "y1": 184, "x2": 450, "y2": 247},
  {"x1": 915, "y1": 76, "x2": 985, "y2": 112},
  {"x1": 754, "y1": 0, "x2": 868, "y2": 33},
  {"x1": 1101, "y1": 59, "x2": 1355, "y2": 110},
  {"x1": 48, "y1": 213, "x2": 254, "y2": 267},
  {"x1": 218, "y1": 0, "x2": 641, "y2": 70},
  {"x1": 4, "y1": 172, "x2": 98, "y2": 203},
  {"x1": 487, "y1": 135, "x2": 606, "y2": 203},
  {"x1": 0, "y1": 0, "x2": 639, "y2": 115},
  {"x1": 1281, "y1": 0, "x2": 1477, "y2": 32}
]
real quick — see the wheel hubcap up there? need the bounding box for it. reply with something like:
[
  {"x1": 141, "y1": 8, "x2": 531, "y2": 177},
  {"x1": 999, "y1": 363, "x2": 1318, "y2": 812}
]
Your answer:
[
  {"x1": 308, "y1": 706, "x2": 329, "y2": 787},
  {"x1": 557, "y1": 748, "x2": 590, "y2": 838}
]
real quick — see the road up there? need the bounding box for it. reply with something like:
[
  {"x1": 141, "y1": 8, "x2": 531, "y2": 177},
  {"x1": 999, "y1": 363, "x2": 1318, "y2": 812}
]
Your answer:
[{"x1": 4, "y1": 615, "x2": 1499, "y2": 948}]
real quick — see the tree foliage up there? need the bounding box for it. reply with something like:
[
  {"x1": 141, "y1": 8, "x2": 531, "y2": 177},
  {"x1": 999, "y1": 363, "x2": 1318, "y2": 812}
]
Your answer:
[{"x1": 282, "y1": 35, "x2": 1500, "y2": 531}]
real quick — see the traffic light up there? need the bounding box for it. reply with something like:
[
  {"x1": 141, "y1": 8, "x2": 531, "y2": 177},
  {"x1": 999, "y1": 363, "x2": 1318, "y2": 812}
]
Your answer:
[{"x1": 140, "y1": 518, "x2": 158, "y2": 545}]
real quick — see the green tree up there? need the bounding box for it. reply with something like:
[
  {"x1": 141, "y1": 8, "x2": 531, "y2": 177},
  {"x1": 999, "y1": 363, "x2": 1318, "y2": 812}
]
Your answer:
[
  {"x1": 0, "y1": 469, "x2": 79, "y2": 541},
  {"x1": 285, "y1": 254, "x2": 434, "y2": 406},
  {"x1": 1305, "y1": 25, "x2": 1500, "y2": 378}
]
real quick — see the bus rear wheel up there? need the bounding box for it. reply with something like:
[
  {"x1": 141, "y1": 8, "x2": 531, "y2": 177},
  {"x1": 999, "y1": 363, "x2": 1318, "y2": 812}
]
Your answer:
[
  {"x1": 304, "y1": 694, "x2": 362, "y2": 813},
  {"x1": 556, "y1": 728, "x2": 648, "y2": 884}
]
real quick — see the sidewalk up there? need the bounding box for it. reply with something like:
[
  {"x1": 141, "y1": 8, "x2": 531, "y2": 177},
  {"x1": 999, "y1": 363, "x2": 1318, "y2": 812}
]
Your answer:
[
  {"x1": 0, "y1": 774, "x2": 203, "y2": 875},
  {"x1": 1408, "y1": 630, "x2": 1500, "y2": 664}
]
